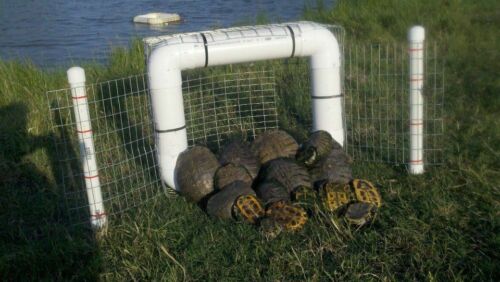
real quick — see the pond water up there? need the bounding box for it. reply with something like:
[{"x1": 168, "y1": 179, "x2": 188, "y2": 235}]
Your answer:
[{"x1": 0, "y1": 0, "x2": 331, "y2": 68}]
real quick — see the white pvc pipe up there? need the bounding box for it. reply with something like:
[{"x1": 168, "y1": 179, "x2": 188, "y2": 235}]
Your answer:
[
  {"x1": 67, "y1": 67, "x2": 107, "y2": 229},
  {"x1": 408, "y1": 26, "x2": 425, "y2": 174},
  {"x1": 147, "y1": 21, "x2": 343, "y2": 190}
]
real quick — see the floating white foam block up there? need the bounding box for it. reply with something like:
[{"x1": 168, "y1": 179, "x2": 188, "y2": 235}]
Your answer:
[
  {"x1": 408, "y1": 26, "x2": 425, "y2": 174},
  {"x1": 147, "y1": 21, "x2": 344, "y2": 190},
  {"x1": 133, "y1": 13, "x2": 180, "y2": 25}
]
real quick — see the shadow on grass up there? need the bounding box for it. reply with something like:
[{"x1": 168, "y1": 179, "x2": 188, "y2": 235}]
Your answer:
[{"x1": 0, "y1": 103, "x2": 100, "y2": 280}]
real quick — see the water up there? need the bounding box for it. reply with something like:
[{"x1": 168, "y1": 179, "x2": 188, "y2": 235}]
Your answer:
[{"x1": 0, "y1": 0, "x2": 328, "y2": 68}]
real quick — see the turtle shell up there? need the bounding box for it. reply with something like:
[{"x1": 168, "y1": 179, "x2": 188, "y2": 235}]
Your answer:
[
  {"x1": 260, "y1": 158, "x2": 312, "y2": 194},
  {"x1": 266, "y1": 201, "x2": 308, "y2": 231},
  {"x1": 350, "y1": 179, "x2": 382, "y2": 208},
  {"x1": 214, "y1": 163, "x2": 253, "y2": 190},
  {"x1": 219, "y1": 140, "x2": 260, "y2": 179},
  {"x1": 251, "y1": 130, "x2": 299, "y2": 164},
  {"x1": 296, "y1": 130, "x2": 334, "y2": 167},
  {"x1": 309, "y1": 142, "x2": 353, "y2": 186},
  {"x1": 255, "y1": 181, "x2": 290, "y2": 207},
  {"x1": 206, "y1": 181, "x2": 257, "y2": 220},
  {"x1": 318, "y1": 181, "x2": 355, "y2": 213},
  {"x1": 175, "y1": 146, "x2": 219, "y2": 203}
]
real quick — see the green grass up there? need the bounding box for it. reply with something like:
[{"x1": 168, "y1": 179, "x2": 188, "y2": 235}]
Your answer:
[{"x1": 1, "y1": 0, "x2": 499, "y2": 280}]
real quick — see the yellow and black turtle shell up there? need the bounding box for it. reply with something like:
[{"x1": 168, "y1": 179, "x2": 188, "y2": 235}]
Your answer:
[
  {"x1": 219, "y1": 140, "x2": 260, "y2": 179},
  {"x1": 296, "y1": 130, "x2": 335, "y2": 167},
  {"x1": 317, "y1": 181, "x2": 355, "y2": 213},
  {"x1": 265, "y1": 201, "x2": 308, "y2": 231},
  {"x1": 175, "y1": 146, "x2": 219, "y2": 203},
  {"x1": 350, "y1": 179, "x2": 382, "y2": 208},
  {"x1": 214, "y1": 163, "x2": 253, "y2": 190},
  {"x1": 251, "y1": 130, "x2": 299, "y2": 165}
]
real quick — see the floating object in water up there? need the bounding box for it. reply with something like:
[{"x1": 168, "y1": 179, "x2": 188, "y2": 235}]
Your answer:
[{"x1": 133, "y1": 13, "x2": 181, "y2": 25}]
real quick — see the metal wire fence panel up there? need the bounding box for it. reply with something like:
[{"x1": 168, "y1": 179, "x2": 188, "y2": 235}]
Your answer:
[
  {"x1": 46, "y1": 74, "x2": 162, "y2": 225},
  {"x1": 344, "y1": 43, "x2": 444, "y2": 165},
  {"x1": 183, "y1": 68, "x2": 279, "y2": 151}
]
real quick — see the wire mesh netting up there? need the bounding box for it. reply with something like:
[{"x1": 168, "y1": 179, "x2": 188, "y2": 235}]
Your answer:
[
  {"x1": 183, "y1": 69, "x2": 279, "y2": 150},
  {"x1": 46, "y1": 74, "x2": 161, "y2": 224},
  {"x1": 343, "y1": 43, "x2": 444, "y2": 165}
]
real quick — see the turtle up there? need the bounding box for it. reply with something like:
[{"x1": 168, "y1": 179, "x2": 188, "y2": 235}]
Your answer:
[
  {"x1": 259, "y1": 158, "x2": 312, "y2": 195},
  {"x1": 175, "y1": 146, "x2": 219, "y2": 203},
  {"x1": 219, "y1": 140, "x2": 260, "y2": 179},
  {"x1": 251, "y1": 130, "x2": 299, "y2": 164},
  {"x1": 296, "y1": 130, "x2": 335, "y2": 167},
  {"x1": 206, "y1": 181, "x2": 264, "y2": 224},
  {"x1": 255, "y1": 180, "x2": 308, "y2": 238},
  {"x1": 214, "y1": 163, "x2": 253, "y2": 190},
  {"x1": 309, "y1": 140, "x2": 353, "y2": 187}
]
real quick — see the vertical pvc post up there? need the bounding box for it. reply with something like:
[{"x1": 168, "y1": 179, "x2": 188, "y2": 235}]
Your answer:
[
  {"x1": 67, "y1": 67, "x2": 107, "y2": 229},
  {"x1": 408, "y1": 26, "x2": 425, "y2": 174}
]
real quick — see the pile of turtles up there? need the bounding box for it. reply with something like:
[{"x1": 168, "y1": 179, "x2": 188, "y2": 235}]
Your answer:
[{"x1": 175, "y1": 130, "x2": 382, "y2": 238}]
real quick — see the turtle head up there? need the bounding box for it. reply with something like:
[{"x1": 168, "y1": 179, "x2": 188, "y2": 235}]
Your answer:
[
  {"x1": 259, "y1": 217, "x2": 283, "y2": 240},
  {"x1": 296, "y1": 146, "x2": 317, "y2": 166}
]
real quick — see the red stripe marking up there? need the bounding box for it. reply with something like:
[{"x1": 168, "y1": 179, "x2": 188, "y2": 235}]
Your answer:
[
  {"x1": 410, "y1": 78, "x2": 424, "y2": 82},
  {"x1": 76, "y1": 129, "x2": 92, "y2": 134},
  {"x1": 72, "y1": 95, "x2": 87, "y2": 100},
  {"x1": 91, "y1": 212, "x2": 107, "y2": 219},
  {"x1": 409, "y1": 160, "x2": 423, "y2": 164},
  {"x1": 410, "y1": 122, "x2": 423, "y2": 126},
  {"x1": 84, "y1": 175, "x2": 99, "y2": 179},
  {"x1": 408, "y1": 48, "x2": 423, "y2": 52}
]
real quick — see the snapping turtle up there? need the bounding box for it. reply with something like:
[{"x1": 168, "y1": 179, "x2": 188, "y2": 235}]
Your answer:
[
  {"x1": 309, "y1": 140, "x2": 353, "y2": 186},
  {"x1": 214, "y1": 163, "x2": 253, "y2": 190},
  {"x1": 219, "y1": 140, "x2": 260, "y2": 179},
  {"x1": 206, "y1": 181, "x2": 264, "y2": 224},
  {"x1": 255, "y1": 181, "x2": 308, "y2": 238},
  {"x1": 175, "y1": 146, "x2": 219, "y2": 203},
  {"x1": 251, "y1": 130, "x2": 299, "y2": 164},
  {"x1": 296, "y1": 130, "x2": 335, "y2": 167}
]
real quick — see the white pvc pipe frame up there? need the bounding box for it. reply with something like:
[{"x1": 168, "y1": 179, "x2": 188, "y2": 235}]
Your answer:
[
  {"x1": 147, "y1": 21, "x2": 344, "y2": 191},
  {"x1": 408, "y1": 26, "x2": 425, "y2": 174},
  {"x1": 67, "y1": 67, "x2": 107, "y2": 229}
]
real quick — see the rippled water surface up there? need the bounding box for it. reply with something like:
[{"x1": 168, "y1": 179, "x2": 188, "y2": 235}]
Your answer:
[{"x1": 0, "y1": 0, "x2": 327, "y2": 68}]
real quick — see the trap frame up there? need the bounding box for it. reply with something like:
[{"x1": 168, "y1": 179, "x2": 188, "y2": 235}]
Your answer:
[{"x1": 46, "y1": 23, "x2": 443, "y2": 227}]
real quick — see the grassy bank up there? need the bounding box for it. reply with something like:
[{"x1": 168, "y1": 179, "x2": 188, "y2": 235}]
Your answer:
[{"x1": 1, "y1": 0, "x2": 499, "y2": 280}]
